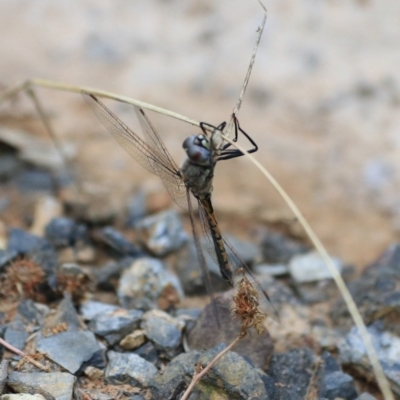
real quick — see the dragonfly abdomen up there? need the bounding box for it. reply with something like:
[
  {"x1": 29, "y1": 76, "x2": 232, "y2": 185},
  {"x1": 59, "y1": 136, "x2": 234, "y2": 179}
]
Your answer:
[{"x1": 201, "y1": 197, "x2": 234, "y2": 284}]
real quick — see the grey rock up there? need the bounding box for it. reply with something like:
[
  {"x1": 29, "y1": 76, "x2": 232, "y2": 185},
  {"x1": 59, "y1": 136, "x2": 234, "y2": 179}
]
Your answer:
[
  {"x1": 7, "y1": 371, "x2": 75, "y2": 400},
  {"x1": 338, "y1": 325, "x2": 400, "y2": 395},
  {"x1": 0, "y1": 360, "x2": 8, "y2": 394},
  {"x1": 80, "y1": 300, "x2": 118, "y2": 321},
  {"x1": 141, "y1": 310, "x2": 183, "y2": 358},
  {"x1": 320, "y1": 370, "x2": 357, "y2": 400},
  {"x1": 152, "y1": 345, "x2": 269, "y2": 399},
  {"x1": 0, "y1": 395, "x2": 47, "y2": 400},
  {"x1": 133, "y1": 342, "x2": 159, "y2": 366},
  {"x1": 91, "y1": 259, "x2": 130, "y2": 291},
  {"x1": 225, "y1": 235, "x2": 261, "y2": 265},
  {"x1": 17, "y1": 300, "x2": 49, "y2": 326},
  {"x1": 136, "y1": 210, "x2": 187, "y2": 257},
  {"x1": 16, "y1": 170, "x2": 54, "y2": 192},
  {"x1": 89, "y1": 308, "x2": 143, "y2": 346},
  {"x1": 42, "y1": 296, "x2": 81, "y2": 332},
  {"x1": 261, "y1": 230, "x2": 308, "y2": 263},
  {"x1": 105, "y1": 351, "x2": 157, "y2": 388},
  {"x1": 289, "y1": 251, "x2": 343, "y2": 283},
  {"x1": 0, "y1": 249, "x2": 18, "y2": 272},
  {"x1": 186, "y1": 291, "x2": 274, "y2": 369},
  {"x1": 96, "y1": 226, "x2": 141, "y2": 257},
  {"x1": 118, "y1": 257, "x2": 183, "y2": 311},
  {"x1": 7, "y1": 228, "x2": 58, "y2": 273},
  {"x1": 8, "y1": 228, "x2": 48, "y2": 255},
  {"x1": 268, "y1": 348, "x2": 315, "y2": 400},
  {"x1": 36, "y1": 331, "x2": 100, "y2": 374},
  {"x1": 4, "y1": 319, "x2": 28, "y2": 352},
  {"x1": 0, "y1": 154, "x2": 20, "y2": 180},
  {"x1": 126, "y1": 192, "x2": 147, "y2": 228},
  {"x1": 332, "y1": 243, "x2": 400, "y2": 333},
  {"x1": 45, "y1": 218, "x2": 87, "y2": 248},
  {"x1": 174, "y1": 239, "x2": 229, "y2": 295},
  {"x1": 253, "y1": 262, "x2": 289, "y2": 277},
  {"x1": 356, "y1": 393, "x2": 378, "y2": 400}
]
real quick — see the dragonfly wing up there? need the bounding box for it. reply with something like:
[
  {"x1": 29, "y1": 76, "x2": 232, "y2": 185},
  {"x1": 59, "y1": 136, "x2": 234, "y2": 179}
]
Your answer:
[{"x1": 82, "y1": 92, "x2": 188, "y2": 209}]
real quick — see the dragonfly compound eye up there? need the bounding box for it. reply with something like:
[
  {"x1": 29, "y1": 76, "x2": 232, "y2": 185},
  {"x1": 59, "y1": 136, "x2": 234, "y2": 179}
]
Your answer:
[{"x1": 183, "y1": 135, "x2": 211, "y2": 165}]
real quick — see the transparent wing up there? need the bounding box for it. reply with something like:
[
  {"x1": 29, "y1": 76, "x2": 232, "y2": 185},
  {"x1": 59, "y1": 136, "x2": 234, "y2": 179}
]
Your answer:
[
  {"x1": 82, "y1": 92, "x2": 188, "y2": 209},
  {"x1": 198, "y1": 199, "x2": 279, "y2": 322}
]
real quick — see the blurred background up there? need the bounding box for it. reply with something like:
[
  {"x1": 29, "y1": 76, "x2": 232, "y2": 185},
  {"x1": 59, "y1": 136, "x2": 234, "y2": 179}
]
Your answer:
[{"x1": 0, "y1": 0, "x2": 399, "y2": 267}]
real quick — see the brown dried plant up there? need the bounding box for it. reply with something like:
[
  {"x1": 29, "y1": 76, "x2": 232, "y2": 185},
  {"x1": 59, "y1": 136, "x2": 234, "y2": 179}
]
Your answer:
[
  {"x1": 231, "y1": 268, "x2": 267, "y2": 335},
  {"x1": 0, "y1": 257, "x2": 46, "y2": 302}
]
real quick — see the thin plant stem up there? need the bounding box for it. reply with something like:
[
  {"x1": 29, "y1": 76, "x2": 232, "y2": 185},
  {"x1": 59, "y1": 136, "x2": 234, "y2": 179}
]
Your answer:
[
  {"x1": 180, "y1": 334, "x2": 244, "y2": 400},
  {"x1": 0, "y1": 337, "x2": 48, "y2": 372},
  {"x1": 219, "y1": 133, "x2": 394, "y2": 400}
]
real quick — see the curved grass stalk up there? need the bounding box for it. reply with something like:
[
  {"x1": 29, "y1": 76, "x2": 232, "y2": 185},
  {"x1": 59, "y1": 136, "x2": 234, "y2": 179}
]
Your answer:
[{"x1": 219, "y1": 132, "x2": 395, "y2": 400}]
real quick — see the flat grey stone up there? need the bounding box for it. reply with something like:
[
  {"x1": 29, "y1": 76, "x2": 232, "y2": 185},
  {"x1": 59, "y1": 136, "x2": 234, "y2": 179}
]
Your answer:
[
  {"x1": 89, "y1": 308, "x2": 143, "y2": 346},
  {"x1": 0, "y1": 395, "x2": 47, "y2": 400},
  {"x1": 80, "y1": 300, "x2": 119, "y2": 321},
  {"x1": 118, "y1": 257, "x2": 183, "y2": 310},
  {"x1": 152, "y1": 345, "x2": 269, "y2": 399},
  {"x1": 136, "y1": 210, "x2": 187, "y2": 256},
  {"x1": 105, "y1": 351, "x2": 157, "y2": 388},
  {"x1": 7, "y1": 372, "x2": 75, "y2": 400},
  {"x1": 36, "y1": 331, "x2": 100, "y2": 374},
  {"x1": 141, "y1": 310, "x2": 183, "y2": 358},
  {"x1": 289, "y1": 251, "x2": 343, "y2": 283}
]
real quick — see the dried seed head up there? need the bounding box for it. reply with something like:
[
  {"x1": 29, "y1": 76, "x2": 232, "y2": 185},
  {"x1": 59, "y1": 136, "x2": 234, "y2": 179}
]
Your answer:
[
  {"x1": 0, "y1": 257, "x2": 46, "y2": 301},
  {"x1": 232, "y1": 269, "x2": 266, "y2": 335}
]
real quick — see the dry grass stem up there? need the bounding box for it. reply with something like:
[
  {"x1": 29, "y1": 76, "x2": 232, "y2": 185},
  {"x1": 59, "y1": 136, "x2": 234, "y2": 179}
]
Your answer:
[
  {"x1": 219, "y1": 132, "x2": 394, "y2": 400},
  {"x1": 0, "y1": 338, "x2": 48, "y2": 372},
  {"x1": 180, "y1": 333, "x2": 244, "y2": 400}
]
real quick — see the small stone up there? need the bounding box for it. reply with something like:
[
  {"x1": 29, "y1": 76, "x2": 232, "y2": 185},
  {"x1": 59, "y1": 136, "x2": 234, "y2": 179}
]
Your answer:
[
  {"x1": 45, "y1": 217, "x2": 87, "y2": 248},
  {"x1": 36, "y1": 331, "x2": 100, "y2": 374},
  {"x1": 80, "y1": 300, "x2": 119, "y2": 321},
  {"x1": 136, "y1": 210, "x2": 188, "y2": 257},
  {"x1": 253, "y1": 263, "x2": 289, "y2": 277},
  {"x1": 0, "y1": 249, "x2": 18, "y2": 272},
  {"x1": 268, "y1": 348, "x2": 316, "y2": 400},
  {"x1": 84, "y1": 366, "x2": 104, "y2": 380},
  {"x1": 42, "y1": 296, "x2": 81, "y2": 332},
  {"x1": 0, "y1": 395, "x2": 47, "y2": 400},
  {"x1": 141, "y1": 310, "x2": 183, "y2": 358},
  {"x1": 17, "y1": 300, "x2": 49, "y2": 326},
  {"x1": 118, "y1": 257, "x2": 183, "y2": 311},
  {"x1": 356, "y1": 393, "x2": 378, "y2": 400},
  {"x1": 0, "y1": 360, "x2": 9, "y2": 394},
  {"x1": 0, "y1": 154, "x2": 20, "y2": 180},
  {"x1": 133, "y1": 342, "x2": 159, "y2": 366},
  {"x1": 261, "y1": 230, "x2": 308, "y2": 263},
  {"x1": 16, "y1": 169, "x2": 54, "y2": 192},
  {"x1": 152, "y1": 345, "x2": 268, "y2": 399},
  {"x1": 105, "y1": 351, "x2": 157, "y2": 388},
  {"x1": 339, "y1": 325, "x2": 400, "y2": 394},
  {"x1": 96, "y1": 226, "x2": 141, "y2": 257},
  {"x1": 320, "y1": 370, "x2": 357, "y2": 400},
  {"x1": 174, "y1": 239, "x2": 228, "y2": 295},
  {"x1": 119, "y1": 329, "x2": 146, "y2": 350},
  {"x1": 7, "y1": 228, "x2": 58, "y2": 273},
  {"x1": 4, "y1": 319, "x2": 28, "y2": 352},
  {"x1": 225, "y1": 235, "x2": 261, "y2": 265},
  {"x1": 289, "y1": 251, "x2": 343, "y2": 283},
  {"x1": 126, "y1": 192, "x2": 147, "y2": 227},
  {"x1": 7, "y1": 371, "x2": 76, "y2": 400},
  {"x1": 186, "y1": 291, "x2": 274, "y2": 369},
  {"x1": 89, "y1": 308, "x2": 143, "y2": 346}
]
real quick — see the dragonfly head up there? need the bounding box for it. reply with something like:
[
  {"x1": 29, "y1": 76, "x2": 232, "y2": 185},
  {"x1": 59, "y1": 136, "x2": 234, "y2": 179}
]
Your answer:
[{"x1": 182, "y1": 134, "x2": 211, "y2": 165}]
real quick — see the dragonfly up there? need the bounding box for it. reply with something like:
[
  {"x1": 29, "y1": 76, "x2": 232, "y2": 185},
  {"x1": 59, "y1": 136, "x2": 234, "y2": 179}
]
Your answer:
[{"x1": 82, "y1": 91, "x2": 278, "y2": 323}]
